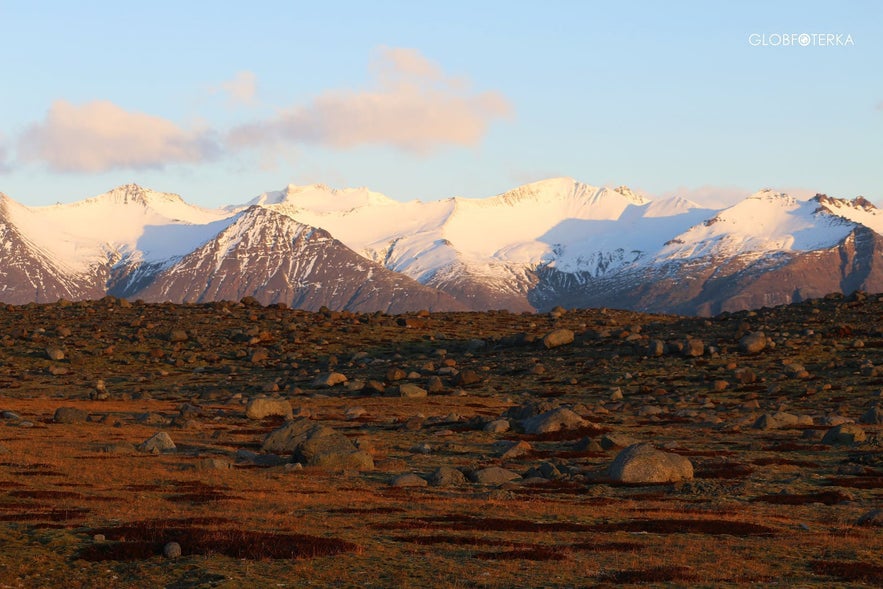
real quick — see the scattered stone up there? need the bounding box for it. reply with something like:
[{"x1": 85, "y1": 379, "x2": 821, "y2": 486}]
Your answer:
[
  {"x1": 600, "y1": 433, "x2": 634, "y2": 450},
  {"x1": 483, "y1": 419, "x2": 510, "y2": 433},
  {"x1": 163, "y1": 542, "x2": 182, "y2": 559},
  {"x1": 261, "y1": 419, "x2": 373, "y2": 470},
  {"x1": 469, "y1": 466, "x2": 521, "y2": 485},
  {"x1": 168, "y1": 329, "x2": 189, "y2": 343},
  {"x1": 245, "y1": 396, "x2": 293, "y2": 420},
  {"x1": 682, "y1": 339, "x2": 704, "y2": 357},
  {"x1": 45, "y1": 347, "x2": 65, "y2": 361},
  {"x1": 137, "y1": 432, "x2": 176, "y2": 454},
  {"x1": 521, "y1": 407, "x2": 587, "y2": 434},
  {"x1": 751, "y1": 412, "x2": 800, "y2": 430},
  {"x1": 608, "y1": 443, "x2": 694, "y2": 483},
  {"x1": 311, "y1": 372, "x2": 348, "y2": 388},
  {"x1": 391, "y1": 473, "x2": 428, "y2": 488},
  {"x1": 821, "y1": 423, "x2": 867, "y2": 446},
  {"x1": 738, "y1": 332, "x2": 767, "y2": 354},
  {"x1": 429, "y1": 466, "x2": 467, "y2": 487},
  {"x1": 859, "y1": 405, "x2": 883, "y2": 425},
  {"x1": 499, "y1": 440, "x2": 532, "y2": 460},
  {"x1": 396, "y1": 383, "x2": 427, "y2": 398},
  {"x1": 543, "y1": 329, "x2": 574, "y2": 349},
  {"x1": 453, "y1": 369, "x2": 482, "y2": 386},
  {"x1": 53, "y1": 407, "x2": 88, "y2": 424}
]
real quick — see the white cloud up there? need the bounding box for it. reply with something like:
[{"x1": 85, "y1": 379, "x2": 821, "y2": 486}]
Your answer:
[
  {"x1": 18, "y1": 100, "x2": 219, "y2": 173},
  {"x1": 214, "y1": 71, "x2": 258, "y2": 106},
  {"x1": 228, "y1": 46, "x2": 512, "y2": 153},
  {"x1": 0, "y1": 136, "x2": 10, "y2": 174}
]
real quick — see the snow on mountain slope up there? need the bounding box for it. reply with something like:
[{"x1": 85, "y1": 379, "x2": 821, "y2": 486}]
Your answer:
[
  {"x1": 248, "y1": 178, "x2": 667, "y2": 289},
  {"x1": 656, "y1": 189, "x2": 856, "y2": 261},
  {"x1": 15, "y1": 184, "x2": 231, "y2": 272},
  {"x1": 135, "y1": 206, "x2": 467, "y2": 312},
  {"x1": 813, "y1": 194, "x2": 883, "y2": 235}
]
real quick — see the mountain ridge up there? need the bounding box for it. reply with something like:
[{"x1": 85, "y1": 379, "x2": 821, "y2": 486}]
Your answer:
[{"x1": 0, "y1": 179, "x2": 880, "y2": 315}]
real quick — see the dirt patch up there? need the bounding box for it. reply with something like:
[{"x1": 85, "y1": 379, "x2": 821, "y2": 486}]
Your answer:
[
  {"x1": 751, "y1": 491, "x2": 853, "y2": 506},
  {"x1": 79, "y1": 518, "x2": 358, "y2": 561},
  {"x1": 810, "y1": 560, "x2": 883, "y2": 583}
]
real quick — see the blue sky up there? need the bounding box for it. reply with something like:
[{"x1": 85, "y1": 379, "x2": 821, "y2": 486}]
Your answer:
[{"x1": 1, "y1": 1, "x2": 880, "y2": 207}]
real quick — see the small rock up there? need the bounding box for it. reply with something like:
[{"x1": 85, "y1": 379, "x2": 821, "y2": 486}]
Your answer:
[
  {"x1": 311, "y1": 372, "x2": 348, "y2": 388},
  {"x1": 429, "y1": 466, "x2": 467, "y2": 486},
  {"x1": 245, "y1": 396, "x2": 293, "y2": 420},
  {"x1": 397, "y1": 383, "x2": 428, "y2": 398},
  {"x1": 53, "y1": 407, "x2": 88, "y2": 424},
  {"x1": 521, "y1": 407, "x2": 587, "y2": 434},
  {"x1": 469, "y1": 466, "x2": 521, "y2": 485},
  {"x1": 483, "y1": 419, "x2": 510, "y2": 433},
  {"x1": 821, "y1": 423, "x2": 866, "y2": 446},
  {"x1": 163, "y1": 542, "x2": 182, "y2": 559},
  {"x1": 391, "y1": 473, "x2": 428, "y2": 488},
  {"x1": 45, "y1": 347, "x2": 65, "y2": 361},
  {"x1": 682, "y1": 339, "x2": 704, "y2": 357},
  {"x1": 859, "y1": 405, "x2": 883, "y2": 425},
  {"x1": 543, "y1": 329, "x2": 574, "y2": 349},
  {"x1": 738, "y1": 332, "x2": 766, "y2": 354},
  {"x1": 137, "y1": 432, "x2": 176, "y2": 454},
  {"x1": 168, "y1": 329, "x2": 189, "y2": 343}
]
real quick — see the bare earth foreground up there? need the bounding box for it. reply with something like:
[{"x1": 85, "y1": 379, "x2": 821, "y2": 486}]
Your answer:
[{"x1": 0, "y1": 295, "x2": 880, "y2": 588}]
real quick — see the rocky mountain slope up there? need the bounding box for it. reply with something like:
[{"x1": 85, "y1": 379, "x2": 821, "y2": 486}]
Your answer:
[{"x1": 0, "y1": 180, "x2": 880, "y2": 314}]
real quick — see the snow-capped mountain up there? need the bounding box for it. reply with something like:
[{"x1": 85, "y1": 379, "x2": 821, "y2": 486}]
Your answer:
[{"x1": 0, "y1": 179, "x2": 880, "y2": 315}]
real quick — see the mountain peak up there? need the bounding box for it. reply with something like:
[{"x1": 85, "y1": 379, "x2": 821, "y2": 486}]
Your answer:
[
  {"x1": 99, "y1": 184, "x2": 185, "y2": 207},
  {"x1": 612, "y1": 185, "x2": 648, "y2": 205},
  {"x1": 813, "y1": 193, "x2": 877, "y2": 212}
]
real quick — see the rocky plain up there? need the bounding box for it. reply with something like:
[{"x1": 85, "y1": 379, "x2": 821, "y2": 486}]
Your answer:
[{"x1": 0, "y1": 293, "x2": 880, "y2": 587}]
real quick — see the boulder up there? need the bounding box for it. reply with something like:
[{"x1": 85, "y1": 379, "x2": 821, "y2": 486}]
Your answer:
[
  {"x1": 521, "y1": 407, "x2": 587, "y2": 434},
  {"x1": 137, "y1": 432, "x2": 176, "y2": 454},
  {"x1": 261, "y1": 419, "x2": 373, "y2": 470},
  {"x1": 391, "y1": 473, "x2": 428, "y2": 488},
  {"x1": 821, "y1": 424, "x2": 867, "y2": 446},
  {"x1": 543, "y1": 329, "x2": 574, "y2": 349},
  {"x1": 245, "y1": 396, "x2": 293, "y2": 420},
  {"x1": 608, "y1": 443, "x2": 693, "y2": 483},
  {"x1": 311, "y1": 372, "x2": 348, "y2": 388},
  {"x1": 469, "y1": 467, "x2": 521, "y2": 485},
  {"x1": 53, "y1": 407, "x2": 88, "y2": 424},
  {"x1": 738, "y1": 332, "x2": 766, "y2": 354},
  {"x1": 859, "y1": 405, "x2": 883, "y2": 425},
  {"x1": 396, "y1": 383, "x2": 428, "y2": 398},
  {"x1": 428, "y1": 466, "x2": 467, "y2": 487},
  {"x1": 751, "y1": 412, "x2": 800, "y2": 430}
]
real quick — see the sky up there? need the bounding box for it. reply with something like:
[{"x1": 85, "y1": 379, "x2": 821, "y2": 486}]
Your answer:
[{"x1": 0, "y1": 0, "x2": 880, "y2": 208}]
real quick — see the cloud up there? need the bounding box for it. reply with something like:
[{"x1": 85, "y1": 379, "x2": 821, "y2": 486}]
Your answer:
[
  {"x1": 877, "y1": 100, "x2": 883, "y2": 112},
  {"x1": 18, "y1": 100, "x2": 219, "y2": 173},
  {"x1": 214, "y1": 71, "x2": 258, "y2": 106},
  {"x1": 228, "y1": 46, "x2": 512, "y2": 153},
  {"x1": 0, "y1": 137, "x2": 11, "y2": 174}
]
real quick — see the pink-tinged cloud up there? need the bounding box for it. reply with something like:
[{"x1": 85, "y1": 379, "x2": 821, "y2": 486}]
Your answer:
[
  {"x1": 228, "y1": 47, "x2": 513, "y2": 153},
  {"x1": 215, "y1": 71, "x2": 258, "y2": 106},
  {"x1": 18, "y1": 100, "x2": 219, "y2": 173},
  {"x1": 0, "y1": 139, "x2": 10, "y2": 174}
]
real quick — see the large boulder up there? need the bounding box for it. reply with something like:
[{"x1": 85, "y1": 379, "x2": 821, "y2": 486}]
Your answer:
[
  {"x1": 608, "y1": 443, "x2": 693, "y2": 483},
  {"x1": 262, "y1": 419, "x2": 373, "y2": 470},
  {"x1": 738, "y1": 332, "x2": 767, "y2": 354}
]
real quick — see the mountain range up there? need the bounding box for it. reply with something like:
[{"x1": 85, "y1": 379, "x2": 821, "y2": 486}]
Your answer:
[{"x1": 1, "y1": 179, "x2": 881, "y2": 315}]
